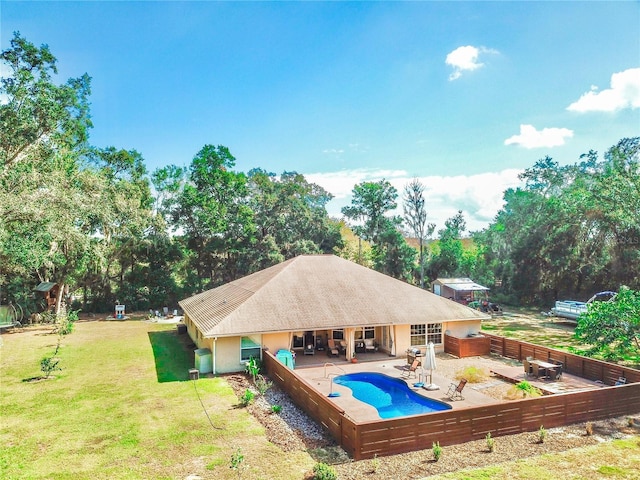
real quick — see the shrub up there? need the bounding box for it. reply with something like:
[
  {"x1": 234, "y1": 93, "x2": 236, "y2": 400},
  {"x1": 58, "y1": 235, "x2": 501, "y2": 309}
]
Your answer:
[
  {"x1": 455, "y1": 366, "x2": 488, "y2": 383},
  {"x1": 371, "y1": 453, "x2": 379, "y2": 473},
  {"x1": 245, "y1": 356, "x2": 261, "y2": 381},
  {"x1": 230, "y1": 448, "x2": 245, "y2": 478},
  {"x1": 240, "y1": 389, "x2": 255, "y2": 406},
  {"x1": 40, "y1": 355, "x2": 61, "y2": 378},
  {"x1": 313, "y1": 462, "x2": 337, "y2": 480},
  {"x1": 254, "y1": 374, "x2": 273, "y2": 395},
  {"x1": 486, "y1": 432, "x2": 495, "y2": 452},
  {"x1": 53, "y1": 309, "x2": 79, "y2": 336},
  {"x1": 538, "y1": 425, "x2": 547, "y2": 443},
  {"x1": 432, "y1": 441, "x2": 442, "y2": 461},
  {"x1": 40, "y1": 339, "x2": 61, "y2": 378},
  {"x1": 271, "y1": 404, "x2": 282, "y2": 414},
  {"x1": 505, "y1": 380, "x2": 543, "y2": 400},
  {"x1": 585, "y1": 422, "x2": 594, "y2": 436}
]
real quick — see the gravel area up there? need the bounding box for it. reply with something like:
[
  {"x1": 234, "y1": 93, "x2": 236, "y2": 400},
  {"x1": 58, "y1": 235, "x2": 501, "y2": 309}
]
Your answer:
[{"x1": 225, "y1": 365, "x2": 640, "y2": 480}]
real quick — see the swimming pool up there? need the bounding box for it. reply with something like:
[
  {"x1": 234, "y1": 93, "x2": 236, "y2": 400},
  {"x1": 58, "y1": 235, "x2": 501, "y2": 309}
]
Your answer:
[{"x1": 333, "y1": 372, "x2": 452, "y2": 419}]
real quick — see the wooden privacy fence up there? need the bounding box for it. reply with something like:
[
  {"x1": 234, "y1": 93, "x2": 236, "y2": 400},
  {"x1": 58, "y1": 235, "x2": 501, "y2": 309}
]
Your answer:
[
  {"x1": 263, "y1": 339, "x2": 640, "y2": 461},
  {"x1": 483, "y1": 333, "x2": 640, "y2": 385}
]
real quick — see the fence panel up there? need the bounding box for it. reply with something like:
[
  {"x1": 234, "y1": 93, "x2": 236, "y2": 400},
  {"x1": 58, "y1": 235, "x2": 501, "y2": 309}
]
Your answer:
[{"x1": 263, "y1": 339, "x2": 640, "y2": 461}]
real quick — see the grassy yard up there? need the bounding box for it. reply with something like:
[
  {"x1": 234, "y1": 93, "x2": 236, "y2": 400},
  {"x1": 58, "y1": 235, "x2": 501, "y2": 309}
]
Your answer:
[
  {"x1": 2, "y1": 317, "x2": 638, "y2": 480},
  {"x1": 0, "y1": 319, "x2": 315, "y2": 479}
]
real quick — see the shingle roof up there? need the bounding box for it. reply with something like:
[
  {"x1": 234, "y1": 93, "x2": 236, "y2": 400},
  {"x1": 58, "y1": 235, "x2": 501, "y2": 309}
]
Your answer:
[{"x1": 179, "y1": 254, "x2": 488, "y2": 338}]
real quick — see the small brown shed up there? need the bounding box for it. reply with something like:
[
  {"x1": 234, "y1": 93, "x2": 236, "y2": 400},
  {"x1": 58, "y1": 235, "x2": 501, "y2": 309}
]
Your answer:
[{"x1": 34, "y1": 282, "x2": 59, "y2": 310}]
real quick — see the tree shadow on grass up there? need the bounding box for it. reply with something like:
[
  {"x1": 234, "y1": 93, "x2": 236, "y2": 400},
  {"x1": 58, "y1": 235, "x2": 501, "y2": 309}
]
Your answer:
[{"x1": 148, "y1": 330, "x2": 194, "y2": 383}]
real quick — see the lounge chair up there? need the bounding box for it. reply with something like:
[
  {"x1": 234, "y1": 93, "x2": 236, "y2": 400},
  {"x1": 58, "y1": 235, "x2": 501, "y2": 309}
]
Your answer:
[
  {"x1": 401, "y1": 359, "x2": 420, "y2": 378},
  {"x1": 446, "y1": 379, "x2": 467, "y2": 401},
  {"x1": 327, "y1": 339, "x2": 339, "y2": 357},
  {"x1": 364, "y1": 339, "x2": 377, "y2": 353}
]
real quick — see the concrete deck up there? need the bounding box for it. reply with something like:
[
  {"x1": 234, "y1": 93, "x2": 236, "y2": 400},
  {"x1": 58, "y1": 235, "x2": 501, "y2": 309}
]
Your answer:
[
  {"x1": 292, "y1": 357, "x2": 507, "y2": 422},
  {"x1": 290, "y1": 354, "x2": 607, "y2": 423}
]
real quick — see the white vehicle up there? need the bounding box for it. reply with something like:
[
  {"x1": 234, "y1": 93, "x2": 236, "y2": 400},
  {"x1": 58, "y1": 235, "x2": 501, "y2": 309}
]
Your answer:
[{"x1": 551, "y1": 291, "x2": 616, "y2": 323}]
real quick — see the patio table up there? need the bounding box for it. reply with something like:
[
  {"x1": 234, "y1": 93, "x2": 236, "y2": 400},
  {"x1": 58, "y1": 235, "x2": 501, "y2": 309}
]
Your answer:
[{"x1": 530, "y1": 360, "x2": 558, "y2": 379}]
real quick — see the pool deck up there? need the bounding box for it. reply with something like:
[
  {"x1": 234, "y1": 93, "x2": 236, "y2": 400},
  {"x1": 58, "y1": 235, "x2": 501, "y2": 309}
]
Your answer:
[
  {"x1": 293, "y1": 357, "x2": 506, "y2": 422},
  {"x1": 291, "y1": 354, "x2": 606, "y2": 423}
]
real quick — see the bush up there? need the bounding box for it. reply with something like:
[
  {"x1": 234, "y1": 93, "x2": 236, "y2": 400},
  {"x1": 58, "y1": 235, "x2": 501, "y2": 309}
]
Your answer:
[
  {"x1": 432, "y1": 441, "x2": 442, "y2": 461},
  {"x1": 255, "y1": 374, "x2": 272, "y2": 395},
  {"x1": 505, "y1": 380, "x2": 543, "y2": 400},
  {"x1": 538, "y1": 425, "x2": 547, "y2": 443},
  {"x1": 486, "y1": 432, "x2": 495, "y2": 452},
  {"x1": 586, "y1": 422, "x2": 593, "y2": 436},
  {"x1": 271, "y1": 404, "x2": 282, "y2": 414},
  {"x1": 455, "y1": 366, "x2": 489, "y2": 383},
  {"x1": 313, "y1": 462, "x2": 337, "y2": 480},
  {"x1": 240, "y1": 389, "x2": 255, "y2": 406}
]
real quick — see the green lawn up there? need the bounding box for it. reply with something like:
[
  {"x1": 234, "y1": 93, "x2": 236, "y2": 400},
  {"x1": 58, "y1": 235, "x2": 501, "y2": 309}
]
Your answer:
[
  {"x1": 0, "y1": 320, "x2": 315, "y2": 479},
  {"x1": 2, "y1": 317, "x2": 638, "y2": 480}
]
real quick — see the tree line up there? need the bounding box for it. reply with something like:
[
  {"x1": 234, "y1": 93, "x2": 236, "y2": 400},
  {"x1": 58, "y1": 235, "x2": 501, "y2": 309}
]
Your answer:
[{"x1": 1, "y1": 33, "x2": 639, "y2": 317}]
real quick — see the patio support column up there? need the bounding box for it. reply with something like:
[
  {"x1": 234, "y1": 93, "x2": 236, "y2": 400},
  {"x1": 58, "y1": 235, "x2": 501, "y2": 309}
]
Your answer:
[
  {"x1": 213, "y1": 337, "x2": 217, "y2": 375},
  {"x1": 345, "y1": 328, "x2": 355, "y2": 361},
  {"x1": 390, "y1": 325, "x2": 396, "y2": 356}
]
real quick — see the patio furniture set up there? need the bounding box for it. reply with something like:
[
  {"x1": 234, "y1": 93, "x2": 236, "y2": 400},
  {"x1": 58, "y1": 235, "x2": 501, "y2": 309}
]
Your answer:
[{"x1": 524, "y1": 357, "x2": 563, "y2": 380}]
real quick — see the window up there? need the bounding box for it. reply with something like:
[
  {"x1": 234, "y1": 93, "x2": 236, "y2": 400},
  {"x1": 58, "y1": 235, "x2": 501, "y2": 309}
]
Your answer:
[
  {"x1": 427, "y1": 323, "x2": 443, "y2": 344},
  {"x1": 410, "y1": 323, "x2": 443, "y2": 346},
  {"x1": 332, "y1": 329, "x2": 344, "y2": 340},
  {"x1": 241, "y1": 336, "x2": 261, "y2": 362},
  {"x1": 354, "y1": 327, "x2": 375, "y2": 340},
  {"x1": 410, "y1": 324, "x2": 426, "y2": 346}
]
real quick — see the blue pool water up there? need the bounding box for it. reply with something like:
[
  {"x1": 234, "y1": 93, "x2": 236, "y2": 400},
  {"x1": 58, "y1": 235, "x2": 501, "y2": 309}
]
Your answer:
[{"x1": 333, "y1": 372, "x2": 452, "y2": 419}]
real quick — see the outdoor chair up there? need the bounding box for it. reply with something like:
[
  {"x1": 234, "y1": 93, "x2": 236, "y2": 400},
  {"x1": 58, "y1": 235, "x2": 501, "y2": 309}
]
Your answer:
[
  {"x1": 531, "y1": 363, "x2": 544, "y2": 379},
  {"x1": 327, "y1": 339, "x2": 339, "y2": 357},
  {"x1": 339, "y1": 341, "x2": 347, "y2": 354},
  {"x1": 553, "y1": 361, "x2": 564, "y2": 379},
  {"x1": 523, "y1": 359, "x2": 532, "y2": 377},
  {"x1": 401, "y1": 359, "x2": 420, "y2": 378},
  {"x1": 364, "y1": 338, "x2": 377, "y2": 353},
  {"x1": 446, "y1": 378, "x2": 467, "y2": 401},
  {"x1": 304, "y1": 344, "x2": 315, "y2": 355}
]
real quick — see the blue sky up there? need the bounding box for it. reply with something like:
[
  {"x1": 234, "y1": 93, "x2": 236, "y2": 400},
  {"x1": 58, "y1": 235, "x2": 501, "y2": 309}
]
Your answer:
[{"x1": 2, "y1": 1, "x2": 639, "y2": 232}]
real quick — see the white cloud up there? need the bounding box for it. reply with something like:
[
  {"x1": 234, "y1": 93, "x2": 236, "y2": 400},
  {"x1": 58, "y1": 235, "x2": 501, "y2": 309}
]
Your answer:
[
  {"x1": 567, "y1": 67, "x2": 640, "y2": 112},
  {"x1": 504, "y1": 124, "x2": 573, "y2": 149},
  {"x1": 445, "y1": 45, "x2": 498, "y2": 81},
  {"x1": 322, "y1": 148, "x2": 345, "y2": 155},
  {"x1": 305, "y1": 168, "x2": 523, "y2": 233}
]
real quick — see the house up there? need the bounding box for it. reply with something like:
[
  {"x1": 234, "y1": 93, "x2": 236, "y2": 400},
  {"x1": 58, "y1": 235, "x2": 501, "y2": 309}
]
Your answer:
[
  {"x1": 179, "y1": 255, "x2": 489, "y2": 374},
  {"x1": 432, "y1": 277, "x2": 489, "y2": 305}
]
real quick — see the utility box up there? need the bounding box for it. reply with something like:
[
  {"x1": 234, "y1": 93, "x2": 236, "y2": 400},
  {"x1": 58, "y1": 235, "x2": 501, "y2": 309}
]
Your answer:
[
  {"x1": 194, "y1": 348, "x2": 212, "y2": 374},
  {"x1": 276, "y1": 349, "x2": 295, "y2": 370}
]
